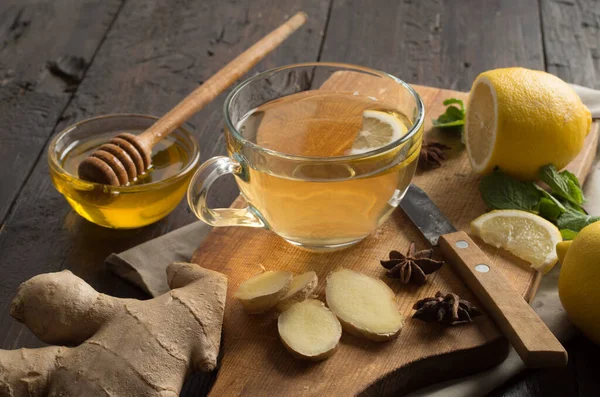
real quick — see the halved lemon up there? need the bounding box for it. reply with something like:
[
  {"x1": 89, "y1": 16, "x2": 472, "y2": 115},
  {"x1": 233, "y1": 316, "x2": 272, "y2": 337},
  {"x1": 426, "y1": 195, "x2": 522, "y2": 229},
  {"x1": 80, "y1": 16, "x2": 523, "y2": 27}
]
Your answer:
[
  {"x1": 465, "y1": 78, "x2": 496, "y2": 173},
  {"x1": 471, "y1": 210, "x2": 562, "y2": 273},
  {"x1": 465, "y1": 67, "x2": 591, "y2": 180},
  {"x1": 349, "y1": 110, "x2": 408, "y2": 155}
]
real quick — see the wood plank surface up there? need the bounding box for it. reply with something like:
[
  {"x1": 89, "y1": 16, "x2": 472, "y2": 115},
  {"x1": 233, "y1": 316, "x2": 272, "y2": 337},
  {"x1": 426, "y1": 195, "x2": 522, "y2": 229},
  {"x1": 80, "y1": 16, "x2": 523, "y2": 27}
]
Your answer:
[
  {"x1": 0, "y1": 1, "x2": 331, "y2": 396},
  {"x1": 319, "y1": 0, "x2": 544, "y2": 91},
  {"x1": 190, "y1": 76, "x2": 598, "y2": 395},
  {"x1": 0, "y1": 0, "x2": 330, "y2": 351},
  {"x1": 0, "y1": 0, "x2": 598, "y2": 396},
  {"x1": 541, "y1": 0, "x2": 600, "y2": 88},
  {"x1": 0, "y1": 0, "x2": 124, "y2": 225}
]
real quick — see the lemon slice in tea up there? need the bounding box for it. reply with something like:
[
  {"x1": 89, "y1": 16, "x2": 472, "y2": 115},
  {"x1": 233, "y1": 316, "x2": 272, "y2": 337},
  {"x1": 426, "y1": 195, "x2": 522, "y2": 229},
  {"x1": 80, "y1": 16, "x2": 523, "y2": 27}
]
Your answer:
[{"x1": 349, "y1": 110, "x2": 408, "y2": 155}]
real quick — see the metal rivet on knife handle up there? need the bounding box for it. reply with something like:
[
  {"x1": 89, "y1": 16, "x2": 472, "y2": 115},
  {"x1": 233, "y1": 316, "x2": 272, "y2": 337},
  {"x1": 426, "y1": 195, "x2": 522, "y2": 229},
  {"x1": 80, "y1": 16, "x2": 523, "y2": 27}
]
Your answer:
[
  {"x1": 455, "y1": 240, "x2": 469, "y2": 249},
  {"x1": 475, "y1": 264, "x2": 490, "y2": 273}
]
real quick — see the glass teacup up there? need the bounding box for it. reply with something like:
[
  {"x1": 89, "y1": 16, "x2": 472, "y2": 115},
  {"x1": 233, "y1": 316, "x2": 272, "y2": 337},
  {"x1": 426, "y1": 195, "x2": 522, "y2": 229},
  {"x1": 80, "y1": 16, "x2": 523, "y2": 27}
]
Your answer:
[{"x1": 188, "y1": 63, "x2": 424, "y2": 251}]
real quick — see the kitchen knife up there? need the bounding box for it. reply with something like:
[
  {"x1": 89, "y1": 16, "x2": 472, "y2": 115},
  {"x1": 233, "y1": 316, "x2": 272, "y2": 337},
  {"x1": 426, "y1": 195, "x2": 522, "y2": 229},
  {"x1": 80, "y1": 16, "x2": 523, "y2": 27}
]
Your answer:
[{"x1": 400, "y1": 184, "x2": 568, "y2": 368}]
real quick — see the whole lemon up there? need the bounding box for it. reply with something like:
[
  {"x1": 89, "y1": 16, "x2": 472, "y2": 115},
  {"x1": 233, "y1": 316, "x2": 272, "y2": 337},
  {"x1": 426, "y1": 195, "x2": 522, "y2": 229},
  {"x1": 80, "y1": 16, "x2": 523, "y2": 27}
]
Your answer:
[
  {"x1": 465, "y1": 67, "x2": 592, "y2": 180},
  {"x1": 558, "y1": 221, "x2": 600, "y2": 345}
]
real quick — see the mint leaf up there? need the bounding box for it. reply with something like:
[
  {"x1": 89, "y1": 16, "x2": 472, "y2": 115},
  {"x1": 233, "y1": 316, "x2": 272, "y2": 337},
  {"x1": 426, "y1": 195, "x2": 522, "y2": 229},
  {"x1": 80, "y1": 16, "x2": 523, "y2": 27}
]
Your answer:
[
  {"x1": 560, "y1": 229, "x2": 579, "y2": 240},
  {"x1": 479, "y1": 169, "x2": 542, "y2": 212},
  {"x1": 556, "y1": 206, "x2": 600, "y2": 232},
  {"x1": 561, "y1": 200, "x2": 587, "y2": 214},
  {"x1": 539, "y1": 165, "x2": 586, "y2": 207},
  {"x1": 534, "y1": 183, "x2": 565, "y2": 221},
  {"x1": 562, "y1": 169, "x2": 582, "y2": 189},
  {"x1": 432, "y1": 98, "x2": 465, "y2": 128},
  {"x1": 538, "y1": 198, "x2": 564, "y2": 221}
]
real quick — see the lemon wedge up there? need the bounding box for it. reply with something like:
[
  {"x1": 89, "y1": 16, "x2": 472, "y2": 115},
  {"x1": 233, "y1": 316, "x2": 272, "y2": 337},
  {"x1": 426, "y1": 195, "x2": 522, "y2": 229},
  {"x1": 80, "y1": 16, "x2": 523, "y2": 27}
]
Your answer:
[
  {"x1": 471, "y1": 210, "x2": 562, "y2": 273},
  {"x1": 349, "y1": 110, "x2": 408, "y2": 155}
]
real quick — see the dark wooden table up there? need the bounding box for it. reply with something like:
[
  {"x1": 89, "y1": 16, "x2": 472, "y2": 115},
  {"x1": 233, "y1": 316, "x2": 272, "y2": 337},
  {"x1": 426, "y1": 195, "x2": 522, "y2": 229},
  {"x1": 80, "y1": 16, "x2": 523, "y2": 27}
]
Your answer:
[{"x1": 1, "y1": 0, "x2": 599, "y2": 396}]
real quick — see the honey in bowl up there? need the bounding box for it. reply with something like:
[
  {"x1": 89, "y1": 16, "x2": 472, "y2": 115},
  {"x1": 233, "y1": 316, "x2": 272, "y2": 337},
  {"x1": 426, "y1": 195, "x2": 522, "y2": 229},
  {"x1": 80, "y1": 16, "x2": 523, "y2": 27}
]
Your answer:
[{"x1": 48, "y1": 114, "x2": 200, "y2": 229}]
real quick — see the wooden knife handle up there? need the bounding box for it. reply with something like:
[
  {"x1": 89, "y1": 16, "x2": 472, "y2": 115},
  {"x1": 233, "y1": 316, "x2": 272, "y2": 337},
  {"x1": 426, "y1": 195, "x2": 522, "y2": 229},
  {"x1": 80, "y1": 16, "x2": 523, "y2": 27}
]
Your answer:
[{"x1": 438, "y1": 231, "x2": 568, "y2": 368}]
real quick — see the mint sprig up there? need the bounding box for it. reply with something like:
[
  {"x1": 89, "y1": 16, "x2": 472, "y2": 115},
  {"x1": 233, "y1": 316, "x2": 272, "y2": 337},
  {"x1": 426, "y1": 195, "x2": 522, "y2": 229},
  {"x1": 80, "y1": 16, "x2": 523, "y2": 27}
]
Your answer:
[
  {"x1": 534, "y1": 184, "x2": 566, "y2": 221},
  {"x1": 539, "y1": 165, "x2": 586, "y2": 209},
  {"x1": 432, "y1": 98, "x2": 465, "y2": 128},
  {"x1": 479, "y1": 165, "x2": 595, "y2": 240}
]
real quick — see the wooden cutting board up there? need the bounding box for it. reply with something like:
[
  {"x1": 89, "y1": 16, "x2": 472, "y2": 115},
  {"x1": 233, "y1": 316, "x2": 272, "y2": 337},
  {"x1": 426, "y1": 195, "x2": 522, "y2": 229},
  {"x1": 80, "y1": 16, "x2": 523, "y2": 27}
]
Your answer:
[{"x1": 191, "y1": 75, "x2": 599, "y2": 396}]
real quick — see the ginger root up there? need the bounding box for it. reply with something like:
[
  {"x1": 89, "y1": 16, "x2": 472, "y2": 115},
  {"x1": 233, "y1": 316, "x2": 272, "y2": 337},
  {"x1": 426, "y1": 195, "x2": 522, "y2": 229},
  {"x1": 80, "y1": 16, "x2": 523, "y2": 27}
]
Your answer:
[
  {"x1": 234, "y1": 270, "x2": 293, "y2": 313},
  {"x1": 277, "y1": 299, "x2": 341, "y2": 361},
  {"x1": 0, "y1": 262, "x2": 227, "y2": 397},
  {"x1": 326, "y1": 268, "x2": 404, "y2": 341},
  {"x1": 276, "y1": 271, "x2": 318, "y2": 312}
]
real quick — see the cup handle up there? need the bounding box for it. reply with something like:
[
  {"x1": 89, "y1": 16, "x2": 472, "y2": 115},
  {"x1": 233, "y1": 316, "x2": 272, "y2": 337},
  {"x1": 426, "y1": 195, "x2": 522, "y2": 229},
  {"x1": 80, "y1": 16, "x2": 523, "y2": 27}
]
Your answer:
[{"x1": 187, "y1": 156, "x2": 266, "y2": 228}]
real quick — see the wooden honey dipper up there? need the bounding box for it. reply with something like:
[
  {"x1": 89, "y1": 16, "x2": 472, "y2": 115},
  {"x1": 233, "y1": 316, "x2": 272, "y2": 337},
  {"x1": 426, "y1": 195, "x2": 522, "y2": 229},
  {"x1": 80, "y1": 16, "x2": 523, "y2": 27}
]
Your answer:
[{"x1": 78, "y1": 12, "x2": 307, "y2": 186}]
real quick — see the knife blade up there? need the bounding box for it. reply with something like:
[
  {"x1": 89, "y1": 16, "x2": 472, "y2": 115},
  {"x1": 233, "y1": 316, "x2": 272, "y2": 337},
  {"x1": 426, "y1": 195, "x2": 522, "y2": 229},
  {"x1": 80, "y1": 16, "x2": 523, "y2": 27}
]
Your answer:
[
  {"x1": 400, "y1": 184, "x2": 568, "y2": 368},
  {"x1": 400, "y1": 184, "x2": 456, "y2": 246}
]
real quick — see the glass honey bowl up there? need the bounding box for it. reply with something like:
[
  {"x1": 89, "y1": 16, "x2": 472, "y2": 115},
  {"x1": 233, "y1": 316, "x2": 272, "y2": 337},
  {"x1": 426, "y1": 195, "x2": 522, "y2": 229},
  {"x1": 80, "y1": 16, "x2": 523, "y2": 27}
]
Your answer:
[{"x1": 48, "y1": 114, "x2": 200, "y2": 229}]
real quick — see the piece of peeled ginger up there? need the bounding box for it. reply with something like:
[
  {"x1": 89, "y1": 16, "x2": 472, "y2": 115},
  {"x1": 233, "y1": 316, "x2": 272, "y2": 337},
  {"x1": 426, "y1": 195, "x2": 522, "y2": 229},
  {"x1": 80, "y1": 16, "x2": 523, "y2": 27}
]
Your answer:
[
  {"x1": 277, "y1": 299, "x2": 342, "y2": 361},
  {"x1": 326, "y1": 268, "x2": 404, "y2": 341},
  {"x1": 276, "y1": 271, "x2": 318, "y2": 312},
  {"x1": 234, "y1": 270, "x2": 293, "y2": 313}
]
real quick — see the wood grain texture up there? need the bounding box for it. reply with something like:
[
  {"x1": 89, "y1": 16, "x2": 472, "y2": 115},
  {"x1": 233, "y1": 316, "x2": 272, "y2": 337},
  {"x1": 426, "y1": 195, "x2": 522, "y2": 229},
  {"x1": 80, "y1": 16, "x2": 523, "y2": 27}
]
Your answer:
[
  {"x1": 319, "y1": 0, "x2": 544, "y2": 91},
  {"x1": 138, "y1": 12, "x2": 308, "y2": 149},
  {"x1": 0, "y1": 2, "x2": 330, "y2": 396},
  {"x1": 79, "y1": 12, "x2": 308, "y2": 186},
  {"x1": 0, "y1": 0, "x2": 124, "y2": 225},
  {"x1": 191, "y1": 81, "x2": 598, "y2": 396},
  {"x1": 541, "y1": 0, "x2": 600, "y2": 88},
  {"x1": 439, "y1": 231, "x2": 567, "y2": 369},
  {"x1": 0, "y1": 0, "x2": 330, "y2": 354},
  {"x1": 0, "y1": 1, "x2": 596, "y2": 396}
]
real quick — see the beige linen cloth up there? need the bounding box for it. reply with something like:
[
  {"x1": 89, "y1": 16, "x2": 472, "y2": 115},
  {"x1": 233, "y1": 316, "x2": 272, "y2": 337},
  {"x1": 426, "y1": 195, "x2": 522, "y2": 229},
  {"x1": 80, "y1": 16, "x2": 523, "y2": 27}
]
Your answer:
[{"x1": 106, "y1": 85, "x2": 600, "y2": 396}]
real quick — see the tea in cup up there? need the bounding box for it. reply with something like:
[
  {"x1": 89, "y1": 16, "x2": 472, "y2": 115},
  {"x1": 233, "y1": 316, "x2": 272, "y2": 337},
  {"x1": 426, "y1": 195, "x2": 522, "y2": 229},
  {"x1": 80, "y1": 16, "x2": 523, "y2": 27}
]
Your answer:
[{"x1": 188, "y1": 63, "x2": 424, "y2": 251}]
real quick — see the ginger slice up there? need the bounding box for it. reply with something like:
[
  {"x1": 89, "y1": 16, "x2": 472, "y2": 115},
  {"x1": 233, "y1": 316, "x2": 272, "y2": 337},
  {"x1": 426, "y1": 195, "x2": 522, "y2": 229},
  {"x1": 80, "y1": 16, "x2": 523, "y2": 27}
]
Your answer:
[
  {"x1": 235, "y1": 270, "x2": 293, "y2": 313},
  {"x1": 278, "y1": 299, "x2": 342, "y2": 361},
  {"x1": 326, "y1": 268, "x2": 404, "y2": 341},
  {"x1": 276, "y1": 271, "x2": 318, "y2": 312}
]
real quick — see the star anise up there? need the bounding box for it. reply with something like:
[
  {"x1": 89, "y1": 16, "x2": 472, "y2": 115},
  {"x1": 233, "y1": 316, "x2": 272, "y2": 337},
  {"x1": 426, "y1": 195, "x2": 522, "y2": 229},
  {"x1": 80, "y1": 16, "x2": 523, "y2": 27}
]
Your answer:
[
  {"x1": 413, "y1": 291, "x2": 482, "y2": 325},
  {"x1": 380, "y1": 241, "x2": 444, "y2": 285},
  {"x1": 418, "y1": 140, "x2": 451, "y2": 170}
]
